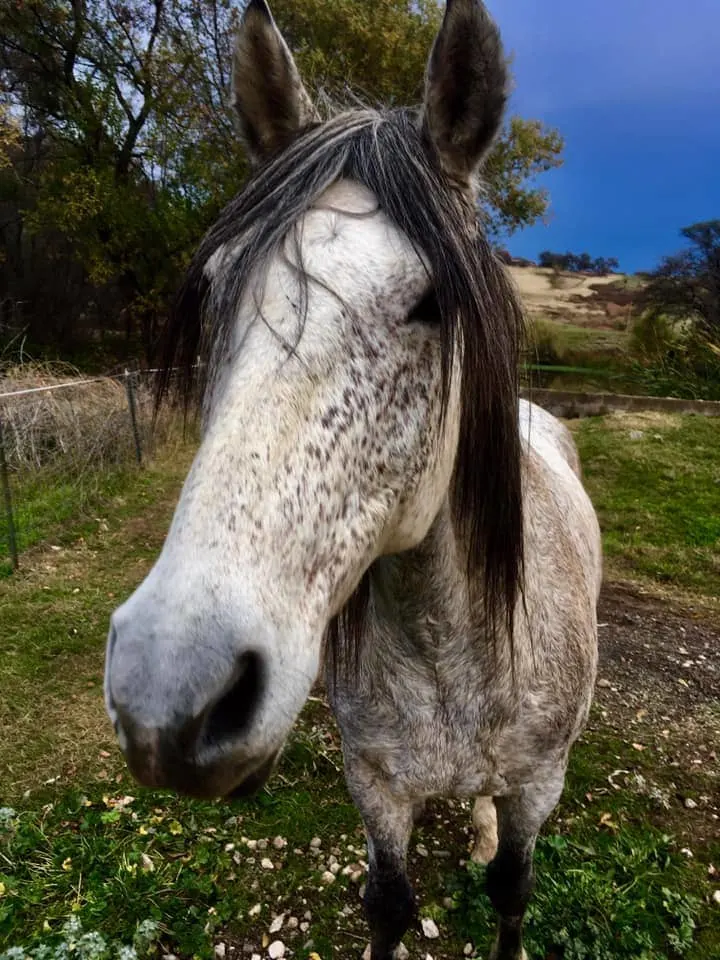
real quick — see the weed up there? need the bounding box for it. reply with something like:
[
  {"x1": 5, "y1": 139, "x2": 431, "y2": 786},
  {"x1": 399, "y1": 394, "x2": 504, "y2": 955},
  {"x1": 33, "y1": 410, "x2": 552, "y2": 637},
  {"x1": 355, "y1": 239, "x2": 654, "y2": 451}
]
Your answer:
[{"x1": 450, "y1": 830, "x2": 703, "y2": 959}]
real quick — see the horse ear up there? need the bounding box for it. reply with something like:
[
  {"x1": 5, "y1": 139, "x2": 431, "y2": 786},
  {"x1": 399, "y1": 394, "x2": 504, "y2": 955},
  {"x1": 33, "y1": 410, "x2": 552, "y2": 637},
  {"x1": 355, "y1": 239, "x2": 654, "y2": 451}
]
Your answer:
[
  {"x1": 422, "y1": 0, "x2": 508, "y2": 184},
  {"x1": 231, "y1": 0, "x2": 318, "y2": 163}
]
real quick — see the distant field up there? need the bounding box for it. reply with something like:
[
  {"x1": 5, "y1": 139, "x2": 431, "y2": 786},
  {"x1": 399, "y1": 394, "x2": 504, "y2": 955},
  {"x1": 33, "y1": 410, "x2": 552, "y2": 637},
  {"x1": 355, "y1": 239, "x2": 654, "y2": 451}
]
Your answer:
[{"x1": 571, "y1": 412, "x2": 720, "y2": 598}]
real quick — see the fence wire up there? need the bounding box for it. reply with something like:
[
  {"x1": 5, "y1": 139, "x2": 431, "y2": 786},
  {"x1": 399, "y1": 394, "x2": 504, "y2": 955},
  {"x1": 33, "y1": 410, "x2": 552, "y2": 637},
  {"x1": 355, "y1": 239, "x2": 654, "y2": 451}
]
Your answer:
[{"x1": 0, "y1": 368, "x2": 180, "y2": 572}]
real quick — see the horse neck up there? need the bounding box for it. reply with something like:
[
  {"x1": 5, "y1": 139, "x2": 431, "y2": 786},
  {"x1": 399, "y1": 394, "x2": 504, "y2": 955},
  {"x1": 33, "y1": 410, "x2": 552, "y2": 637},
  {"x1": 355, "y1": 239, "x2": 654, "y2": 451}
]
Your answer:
[{"x1": 363, "y1": 498, "x2": 515, "y2": 678}]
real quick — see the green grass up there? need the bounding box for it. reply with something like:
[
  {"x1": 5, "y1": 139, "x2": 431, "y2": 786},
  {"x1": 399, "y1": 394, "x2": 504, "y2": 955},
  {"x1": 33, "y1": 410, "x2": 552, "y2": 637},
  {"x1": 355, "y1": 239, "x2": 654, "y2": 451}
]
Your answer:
[
  {"x1": 0, "y1": 418, "x2": 719, "y2": 959},
  {"x1": 0, "y1": 442, "x2": 196, "y2": 796},
  {"x1": 452, "y1": 833, "x2": 702, "y2": 959},
  {"x1": 528, "y1": 319, "x2": 629, "y2": 363},
  {"x1": 572, "y1": 413, "x2": 720, "y2": 596},
  {"x1": 1, "y1": 712, "x2": 718, "y2": 960},
  {"x1": 8, "y1": 467, "x2": 135, "y2": 552}
]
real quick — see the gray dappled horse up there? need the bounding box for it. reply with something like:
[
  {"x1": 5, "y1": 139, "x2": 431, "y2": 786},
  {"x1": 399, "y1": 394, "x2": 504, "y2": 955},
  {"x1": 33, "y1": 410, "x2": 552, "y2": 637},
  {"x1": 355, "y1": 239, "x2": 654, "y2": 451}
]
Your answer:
[{"x1": 104, "y1": 1, "x2": 601, "y2": 957}]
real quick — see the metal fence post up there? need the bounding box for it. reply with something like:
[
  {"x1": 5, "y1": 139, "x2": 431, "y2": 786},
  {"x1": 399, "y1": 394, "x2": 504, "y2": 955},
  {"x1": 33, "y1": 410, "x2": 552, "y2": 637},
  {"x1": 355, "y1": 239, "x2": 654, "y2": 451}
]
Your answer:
[
  {"x1": 124, "y1": 369, "x2": 143, "y2": 465},
  {"x1": 0, "y1": 414, "x2": 19, "y2": 570}
]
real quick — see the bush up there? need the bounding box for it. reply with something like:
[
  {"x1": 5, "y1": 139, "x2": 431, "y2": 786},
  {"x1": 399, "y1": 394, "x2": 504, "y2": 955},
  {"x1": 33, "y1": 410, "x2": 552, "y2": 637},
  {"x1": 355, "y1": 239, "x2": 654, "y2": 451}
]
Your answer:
[{"x1": 630, "y1": 311, "x2": 680, "y2": 362}]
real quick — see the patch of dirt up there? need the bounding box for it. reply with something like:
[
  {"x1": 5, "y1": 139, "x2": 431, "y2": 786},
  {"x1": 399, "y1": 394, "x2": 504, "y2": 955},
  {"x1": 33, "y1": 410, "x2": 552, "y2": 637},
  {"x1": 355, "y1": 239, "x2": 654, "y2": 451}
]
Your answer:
[
  {"x1": 590, "y1": 581, "x2": 720, "y2": 846},
  {"x1": 508, "y1": 265, "x2": 640, "y2": 328},
  {"x1": 588, "y1": 410, "x2": 685, "y2": 432}
]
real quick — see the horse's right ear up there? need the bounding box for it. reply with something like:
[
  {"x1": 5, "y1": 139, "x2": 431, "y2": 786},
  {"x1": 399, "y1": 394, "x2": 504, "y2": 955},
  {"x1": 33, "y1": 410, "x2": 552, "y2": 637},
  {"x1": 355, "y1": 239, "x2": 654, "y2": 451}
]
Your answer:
[
  {"x1": 232, "y1": 0, "x2": 318, "y2": 164},
  {"x1": 422, "y1": 0, "x2": 508, "y2": 185}
]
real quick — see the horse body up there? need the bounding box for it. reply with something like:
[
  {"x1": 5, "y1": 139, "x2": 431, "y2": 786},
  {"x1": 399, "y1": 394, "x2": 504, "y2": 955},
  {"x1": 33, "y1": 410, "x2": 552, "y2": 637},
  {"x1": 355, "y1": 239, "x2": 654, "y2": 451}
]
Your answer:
[
  {"x1": 104, "y1": 3, "x2": 602, "y2": 957},
  {"x1": 328, "y1": 401, "x2": 600, "y2": 958},
  {"x1": 331, "y1": 403, "x2": 601, "y2": 805}
]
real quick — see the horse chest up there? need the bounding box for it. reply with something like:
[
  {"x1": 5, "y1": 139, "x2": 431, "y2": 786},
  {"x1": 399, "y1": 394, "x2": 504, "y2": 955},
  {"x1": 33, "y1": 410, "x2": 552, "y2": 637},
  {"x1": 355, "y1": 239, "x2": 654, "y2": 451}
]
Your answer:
[{"x1": 333, "y1": 676, "x2": 518, "y2": 798}]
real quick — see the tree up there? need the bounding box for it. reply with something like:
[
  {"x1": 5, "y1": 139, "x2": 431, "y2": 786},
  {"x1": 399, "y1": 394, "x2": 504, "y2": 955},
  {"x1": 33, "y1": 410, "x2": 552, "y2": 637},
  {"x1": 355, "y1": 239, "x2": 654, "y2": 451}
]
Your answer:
[
  {"x1": 0, "y1": 0, "x2": 247, "y2": 357},
  {"x1": 642, "y1": 220, "x2": 720, "y2": 345},
  {"x1": 538, "y1": 250, "x2": 620, "y2": 275}
]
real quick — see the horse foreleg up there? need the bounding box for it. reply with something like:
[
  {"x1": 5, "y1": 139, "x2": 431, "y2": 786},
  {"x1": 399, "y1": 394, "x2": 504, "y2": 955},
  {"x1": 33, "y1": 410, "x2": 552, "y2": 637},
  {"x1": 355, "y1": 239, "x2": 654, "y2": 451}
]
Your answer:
[
  {"x1": 346, "y1": 764, "x2": 416, "y2": 960},
  {"x1": 485, "y1": 775, "x2": 564, "y2": 960}
]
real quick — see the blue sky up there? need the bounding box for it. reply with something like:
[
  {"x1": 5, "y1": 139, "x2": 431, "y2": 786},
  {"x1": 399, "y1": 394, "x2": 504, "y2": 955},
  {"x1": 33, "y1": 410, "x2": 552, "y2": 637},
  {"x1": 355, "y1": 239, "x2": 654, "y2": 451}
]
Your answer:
[{"x1": 483, "y1": 0, "x2": 720, "y2": 272}]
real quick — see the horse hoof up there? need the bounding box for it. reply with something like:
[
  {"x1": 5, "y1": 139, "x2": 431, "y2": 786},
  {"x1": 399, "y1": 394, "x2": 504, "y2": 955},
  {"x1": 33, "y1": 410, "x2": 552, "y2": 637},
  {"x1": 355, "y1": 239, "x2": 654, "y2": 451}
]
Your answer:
[{"x1": 470, "y1": 836, "x2": 498, "y2": 864}]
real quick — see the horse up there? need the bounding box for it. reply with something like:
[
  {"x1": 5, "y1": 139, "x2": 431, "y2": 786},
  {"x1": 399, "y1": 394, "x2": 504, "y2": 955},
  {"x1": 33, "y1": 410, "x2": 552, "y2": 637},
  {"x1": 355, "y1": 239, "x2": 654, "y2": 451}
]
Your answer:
[{"x1": 104, "y1": 2, "x2": 602, "y2": 958}]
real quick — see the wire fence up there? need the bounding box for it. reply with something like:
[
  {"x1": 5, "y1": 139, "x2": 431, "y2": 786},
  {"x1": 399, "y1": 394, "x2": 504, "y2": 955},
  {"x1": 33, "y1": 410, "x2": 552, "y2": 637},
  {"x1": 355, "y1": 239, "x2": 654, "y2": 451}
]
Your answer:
[{"x1": 0, "y1": 365, "x2": 183, "y2": 573}]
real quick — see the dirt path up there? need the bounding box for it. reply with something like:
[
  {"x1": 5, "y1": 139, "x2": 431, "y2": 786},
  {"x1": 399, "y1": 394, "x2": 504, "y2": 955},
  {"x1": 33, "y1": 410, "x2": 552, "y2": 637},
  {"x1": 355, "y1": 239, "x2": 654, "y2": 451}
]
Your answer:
[{"x1": 590, "y1": 583, "x2": 720, "y2": 847}]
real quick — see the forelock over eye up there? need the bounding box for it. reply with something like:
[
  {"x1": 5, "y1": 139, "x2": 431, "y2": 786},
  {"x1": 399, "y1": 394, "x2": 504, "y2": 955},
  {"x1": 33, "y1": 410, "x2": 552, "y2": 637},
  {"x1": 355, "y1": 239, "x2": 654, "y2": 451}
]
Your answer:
[{"x1": 409, "y1": 289, "x2": 440, "y2": 325}]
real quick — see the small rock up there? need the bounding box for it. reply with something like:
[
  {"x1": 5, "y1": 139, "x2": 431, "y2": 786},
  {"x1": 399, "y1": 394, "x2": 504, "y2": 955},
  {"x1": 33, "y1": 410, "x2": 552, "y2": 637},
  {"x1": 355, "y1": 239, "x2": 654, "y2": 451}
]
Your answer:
[
  {"x1": 273, "y1": 836, "x2": 286, "y2": 850},
  {"x1": 267, "y1": 942, "x2": 285, "y2": 959},
  {"x1": 416, "y1": 843, "x2": 429, "y2": 857},
  {"x1": 684, "y1": 797, "x2": 698, "y2": 809},
  {"x1": 363, "y1": 945, "x2": 371, "y2": 960},
  {"x1": 246, "y1": 839, "x2": 257, "y2": 850},
  {"x1": 303, "y1": 911, "x2": 312, "y2": 921},
  {"x1": 287, "y1": 917, "x2": 298, "y2": 929},
  {"x1": 421, "y1": 917, "x2": 440, "y2": 939},
  {"x1": 310, "y1": 837, "x2": 322, "y2": 849},
  {"x1": 329, "y1": 862, "x2": 341, "y2": 875},
  {"x1": 257, "y1": 839, "x2": 268, "y2": 850},
  {"x1": 249, "y1": 904, "x2": 262, "y2": 917},
  {"x1": 214, "y1": 944, "x2": 226, "y2": 960},
  {"x1": 321, "y1": 870, "x2": 336, "y2": 884},
  {"x1": 251, "y1": 956, "x2": 261, "y2": 960},
  {"x1": 395, "y1": 944, "x2": 409, "y2": 960},
  {"x1": 713, "y1": 890, "x2": 720, "y2": 905},
  {"x1": 597, "y1": 678, "x2": 611, "y2": 688},
  {"x1": 261, "y1": 858, "x2": 274, "y2": 870},
  {"x1": 464, "y1": 945, "x2": 473, "y2": 957},
  {"x1": 299, "y1": 923, "x2": 309, "y2": 933},
  {"x1": 269, "y1": 915, "x2": 284, "y2": 934}
]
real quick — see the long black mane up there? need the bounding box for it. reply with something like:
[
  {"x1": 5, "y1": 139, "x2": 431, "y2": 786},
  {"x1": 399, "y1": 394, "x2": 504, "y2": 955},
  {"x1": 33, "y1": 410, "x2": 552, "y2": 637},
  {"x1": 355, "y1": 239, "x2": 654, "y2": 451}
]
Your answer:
[{"x1": 158, "y1": 107, "x2": 525, "y2": 655}]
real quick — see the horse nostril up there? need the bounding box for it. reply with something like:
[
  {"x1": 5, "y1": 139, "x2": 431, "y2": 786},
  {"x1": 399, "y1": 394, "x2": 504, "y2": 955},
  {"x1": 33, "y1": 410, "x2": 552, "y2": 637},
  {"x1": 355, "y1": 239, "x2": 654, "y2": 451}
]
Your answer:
[{"x1": 201, "y1": 651, "x2": 265, "y2": 749}]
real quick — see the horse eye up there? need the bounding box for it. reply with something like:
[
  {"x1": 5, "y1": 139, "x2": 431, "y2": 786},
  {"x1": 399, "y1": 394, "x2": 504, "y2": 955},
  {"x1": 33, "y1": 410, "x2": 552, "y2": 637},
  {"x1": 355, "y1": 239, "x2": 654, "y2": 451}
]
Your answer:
[{"x1": 409, "y1": 289, "x2": 439, "y2": 325}]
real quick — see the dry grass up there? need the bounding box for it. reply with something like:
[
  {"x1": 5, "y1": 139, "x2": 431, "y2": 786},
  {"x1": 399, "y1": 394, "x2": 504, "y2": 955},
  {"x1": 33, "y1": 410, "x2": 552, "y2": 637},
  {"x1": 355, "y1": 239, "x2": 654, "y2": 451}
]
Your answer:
[
  {"x1": 0, "y1": 361, "x2": 165, "y2": 474},
  {"x1": 575, "y1": 410, "x2": 684, "y2": 433}
]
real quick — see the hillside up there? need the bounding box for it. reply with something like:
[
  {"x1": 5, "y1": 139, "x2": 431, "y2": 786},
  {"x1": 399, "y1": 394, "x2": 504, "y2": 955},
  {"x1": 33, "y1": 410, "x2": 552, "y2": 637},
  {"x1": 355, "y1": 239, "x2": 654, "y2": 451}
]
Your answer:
[{"x1": 508, "y1": 266, "x2": 645, "y2": 330}]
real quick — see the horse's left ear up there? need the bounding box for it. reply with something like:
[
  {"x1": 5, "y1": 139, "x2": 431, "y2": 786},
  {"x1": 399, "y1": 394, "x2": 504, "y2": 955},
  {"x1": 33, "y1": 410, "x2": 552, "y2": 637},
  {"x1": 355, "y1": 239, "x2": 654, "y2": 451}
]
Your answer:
[
  {"x1": 422, "y1": 0, "x2": 508, "y2": 184},
  {"x1": 232, "y1": 0, "x2": 318, "y2": 164}
]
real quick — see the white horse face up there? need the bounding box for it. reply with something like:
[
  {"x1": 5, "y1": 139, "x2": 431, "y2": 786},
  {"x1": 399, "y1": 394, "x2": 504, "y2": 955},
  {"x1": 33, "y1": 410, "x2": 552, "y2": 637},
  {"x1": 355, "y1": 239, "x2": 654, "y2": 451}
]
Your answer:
[
  {"x1": 105, "y1": 180, "x2": 456, "y2": 797},
  {"x1": 104, "y1": 0, "x2": 517, "y2": 798}
]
